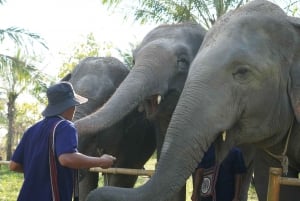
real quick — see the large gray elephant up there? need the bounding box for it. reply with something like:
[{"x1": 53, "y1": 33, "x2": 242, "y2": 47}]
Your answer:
[
  {"x1": 83, "y1": 1, "x2": 300, "y2": 201},
  {"x1": 74, "y1": 23, "x2": 207, "y2": 200},
  {"x1": 63, "y1": 57, "x2": 156, "y2": 201}
]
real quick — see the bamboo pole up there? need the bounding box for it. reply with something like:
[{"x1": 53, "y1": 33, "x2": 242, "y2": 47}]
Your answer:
[
  {"x1": 280, "y1": 177, "x2": 300, "y2": 187},
  {"x1": 267, "y1": 167, "x2": 282, "y2": 201},
  {"x1": 1, "y1": 160, "x2": 155, "y2": 177},
  {"x1": 90, "y1": 167, "x2": 154, "y2": 177},
  {"x1": 0, "y1": 160, "x2": 10, "y2": 165}
]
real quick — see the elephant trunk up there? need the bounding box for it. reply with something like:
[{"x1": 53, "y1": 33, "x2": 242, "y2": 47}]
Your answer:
[
  {"x1": 85, "y1": 68, "x2": 236, "y2": 201},
  {"x1": 86, "y1": 77, "x2": 235, "y2": 201},
  {"x1": 74, "y1": 67, "x2": 156, "y2": 135}
]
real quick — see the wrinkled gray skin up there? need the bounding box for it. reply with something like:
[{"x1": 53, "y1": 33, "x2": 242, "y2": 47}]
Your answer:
[
  {"x1": 74, "y1": 23, "x2": 206, "y2": 201},
  {"x1": 83, "y1": 1, "x2": 300, "y2": 201},
  {"x1": 63, "y1": 57, "x2": 156, "y2": 201}
]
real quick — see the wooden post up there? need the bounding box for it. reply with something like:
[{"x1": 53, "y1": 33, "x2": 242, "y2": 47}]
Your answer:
[{"x1": 267, "y1": 167, "x2": 282, "y2": 201}]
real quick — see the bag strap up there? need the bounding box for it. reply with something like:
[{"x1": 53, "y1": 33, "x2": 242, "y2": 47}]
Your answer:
[
  {"x1": 49, "y1": 119, "x2": 80, "y2": 201},
  {"x1": 49, "y1": 120, "x2": 64, "y2": 201},
  {"x1": 73, "y1": 170, "x2": 79, "y2": 201}
]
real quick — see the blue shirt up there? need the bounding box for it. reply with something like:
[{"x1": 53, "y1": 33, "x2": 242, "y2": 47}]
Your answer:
[
  {"x1": 11, "y1": 116, "x2": 78, "y2": 201},
  {"x1": 197, "y1": 145, "x2": 247, "y2": 201}
]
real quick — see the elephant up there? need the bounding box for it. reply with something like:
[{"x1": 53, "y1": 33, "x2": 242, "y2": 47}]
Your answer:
[
  {"x1": 74, "y1": 23, "x2": 207, "y2": 200},
  {"x1": 80, "y1": 1, "x2": 300, "y2": 201},
  {"x1": 62, "y1": 56, "x2": 156, "y2": 201}
]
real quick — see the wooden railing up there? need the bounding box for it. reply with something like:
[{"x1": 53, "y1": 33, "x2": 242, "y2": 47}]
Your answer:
[
  {"x1": 0, "y1": 160, "x2": 9, "y2": 165},
  {"x1": 267, "y1": 167, "x2": 300, "y2": 201}
]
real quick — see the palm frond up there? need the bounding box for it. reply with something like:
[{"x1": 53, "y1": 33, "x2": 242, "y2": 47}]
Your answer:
[{"x1": 0, "y1": 27, "x2": 48, "y2": 50}]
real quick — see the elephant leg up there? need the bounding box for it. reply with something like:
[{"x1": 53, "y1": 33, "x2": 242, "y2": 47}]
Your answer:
[
  {"x1": 240, "y1": 159, "x2": 254, "y2": 201},
  {"x1": 104, "y1": 174, "x2": 138, "y2": 187},
  {"x1": 79, "y1": 172, "x2": 98, "y2": 201},
  {"x1": 238, "y1": 145, "x2": 256, "y2": 201},
  {"x1": 254, "y1": 149, "x2": 280, "y2": 201}
]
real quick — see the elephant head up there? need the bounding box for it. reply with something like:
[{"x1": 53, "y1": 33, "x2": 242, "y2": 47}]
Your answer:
[
  {"x1": 85, "y1": 1, "x2": 300, "y2": 201},
  {"x1": 66, "y1": 57, "x2": 129, "y2": 121},
  {"x1": 74, "y1": 23, "x2": 207, "y2": 139}
]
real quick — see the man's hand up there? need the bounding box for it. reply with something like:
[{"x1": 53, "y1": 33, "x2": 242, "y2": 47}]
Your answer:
[
  {"x1": 99, "y1": 154, "x2": 116, "y2": 169},
  {"x1": 9, "y1": 161, "x2": 24, "y2": 173}
]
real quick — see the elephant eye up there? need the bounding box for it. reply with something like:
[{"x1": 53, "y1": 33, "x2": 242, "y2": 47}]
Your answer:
[
  {"x1": 232, "y1": 66, "x2": 251, "y2": 82},
  {"x1": 177, "y1": 57, "x2": 190, "y2": 72}
]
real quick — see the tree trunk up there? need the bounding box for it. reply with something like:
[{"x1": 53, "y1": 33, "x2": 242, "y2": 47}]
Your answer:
[{"x1": 6, "y1": 94, "x2": 16, "y2": 160}]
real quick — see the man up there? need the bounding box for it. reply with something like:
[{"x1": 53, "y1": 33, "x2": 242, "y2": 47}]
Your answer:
[
  {"x1": 191, "y1": 145, "x2": 246, "y2": 201},
  {"x1": 10, "y1": 81, "x2": 116, "y2": 201}
]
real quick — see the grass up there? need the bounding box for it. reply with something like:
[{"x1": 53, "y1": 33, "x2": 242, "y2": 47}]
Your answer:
[
  {"x1": 0, "y1": 165, "x2": 23, "y2": 201},
  {"x1": 0, "y1": 159, "x2": 258, "y2": 201}
]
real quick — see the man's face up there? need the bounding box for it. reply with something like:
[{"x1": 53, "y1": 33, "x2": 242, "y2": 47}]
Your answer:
[{"x1": 63, "y1": 106, "x2": 76, "y2": 121}]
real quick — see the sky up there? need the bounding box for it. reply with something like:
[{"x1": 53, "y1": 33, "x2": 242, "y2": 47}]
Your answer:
[
  {"x1": 0, "y1": 0, "x2": 158, "y2": 138},
  {"x1": 0, "y1": 0, "x2": 157, "y2": 75},
  {"x1": 1, "y1": 0, "x2": 300, "y2": 75}
]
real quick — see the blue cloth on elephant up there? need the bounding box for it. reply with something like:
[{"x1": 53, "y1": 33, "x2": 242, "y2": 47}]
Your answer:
[
  {"x1": 11, "y1": 116, "x2": 77, "y2": 201},
  {"x1": 197, "y1": 145, "x2": 247, "y2": 201}
]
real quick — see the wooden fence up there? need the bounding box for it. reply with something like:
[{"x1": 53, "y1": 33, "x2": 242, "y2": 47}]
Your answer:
[
  {"x1": 0, "y1": 160, "x2": 9, "y2": 167},
  {"x1": 267, "y1": 167, "x2": 300, "y2": 201}
]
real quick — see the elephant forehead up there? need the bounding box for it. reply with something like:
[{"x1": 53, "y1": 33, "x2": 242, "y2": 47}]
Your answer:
[
  {"x1": 197, "y1": 17, "x2": 295, "y2": 74},
  {"x1": 224, "y1": 5, "x2": 293, "y2": 51},
  {"x1": 136, "y1": 39, "x2": 183, "y2": 55},
  {"x1": 72, "y1": 74, "x2": 115, "y2": 98}
]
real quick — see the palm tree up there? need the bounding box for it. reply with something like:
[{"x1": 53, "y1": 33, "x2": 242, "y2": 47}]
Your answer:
[
  {"x1": 0, "y1": 1, "x2": 47, "y2": 67},
  {"x1": 0, "y1": 0, "x2": 50, "y2": 159},
  {"x1": 102, "y1": 0, "x2": 249, "y2": 28},
  {"x1": 102, "y1": 0, "x2": 299, "y2": 28},
  {"x1": 0, "y1": 50, "x2": 50, "y2": 160}
]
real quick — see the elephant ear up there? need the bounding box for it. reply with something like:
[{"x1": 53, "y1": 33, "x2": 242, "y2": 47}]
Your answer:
[
  {"x1": 61, "y1": 73, "x2": 72, "y2": 81},
  {"x1": 289, "y1": 70, "x2": 300, "y2": 122},
  {"x1": 288, "y1": 16, "x2": 300, "y2": 122}
]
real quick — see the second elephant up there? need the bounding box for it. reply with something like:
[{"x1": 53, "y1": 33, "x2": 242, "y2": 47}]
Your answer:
[{"x1": 75, "y1": 23, "x2": 207, "y2": 201}]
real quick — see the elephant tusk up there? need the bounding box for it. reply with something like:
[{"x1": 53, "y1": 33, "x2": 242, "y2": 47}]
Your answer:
[
  {"x1": 157, "y1": 95, "x2": 162, "y2": 105},
  {"x1": 222, "y1": 131, "x2": 227, "y2": 142}
]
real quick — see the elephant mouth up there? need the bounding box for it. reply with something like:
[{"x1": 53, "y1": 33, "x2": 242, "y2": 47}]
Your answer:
[{"x1": 140, "y1": 94, "x2": 162, "y2": 119}]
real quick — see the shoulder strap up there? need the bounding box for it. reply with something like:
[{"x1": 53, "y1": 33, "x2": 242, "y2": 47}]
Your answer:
[{"x1": 49, "y1": 120, "x2": 64, "y2": 201}]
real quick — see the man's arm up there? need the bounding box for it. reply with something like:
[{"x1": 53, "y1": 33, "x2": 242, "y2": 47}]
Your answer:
[
  {"x1": 9, "y1": 161, "x2": 24, "y2": 173},
  {"x1": 58, "y1": 152, "x2": 116, "y2": 169}
]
